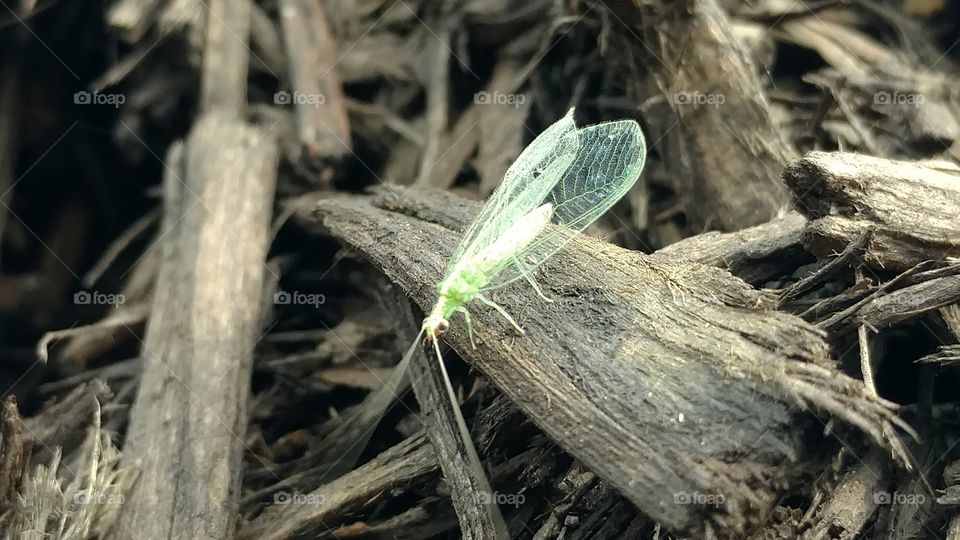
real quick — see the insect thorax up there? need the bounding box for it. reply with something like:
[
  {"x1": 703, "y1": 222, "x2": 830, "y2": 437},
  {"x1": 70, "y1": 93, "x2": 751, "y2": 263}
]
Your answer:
[{"x1": 437, "y1": 266, "x2": 488, "y2": 315}]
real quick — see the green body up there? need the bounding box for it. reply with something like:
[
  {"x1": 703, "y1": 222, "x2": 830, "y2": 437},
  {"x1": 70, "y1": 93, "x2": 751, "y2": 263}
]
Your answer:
[{"x1": 423, "y1": 202, "x2": 554, "y2": 339}]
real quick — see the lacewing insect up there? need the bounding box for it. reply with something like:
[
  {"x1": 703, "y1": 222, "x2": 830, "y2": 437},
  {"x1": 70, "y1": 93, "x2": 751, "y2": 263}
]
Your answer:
[
  {"x1": 394, "y1": 109, "x2": 645, "y2": 525},
  {"x1": 420, "y1": 107, "x2": 647, "y2": 346},
  {"x1": 328, "y1": 110, "x2": 644, "y2": 535}
]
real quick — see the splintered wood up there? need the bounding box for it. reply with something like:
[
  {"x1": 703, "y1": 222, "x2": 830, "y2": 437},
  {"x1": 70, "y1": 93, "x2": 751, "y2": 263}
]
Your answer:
[
  {"x1": 784, "y1": 151, "x2": 960, "y2": 270},
  {"x1": 7, "y1": 0, "x2": 960, "y2": 539},
  {"x1": 297, "y1": 186, "x2": 908, "y2": 536}
]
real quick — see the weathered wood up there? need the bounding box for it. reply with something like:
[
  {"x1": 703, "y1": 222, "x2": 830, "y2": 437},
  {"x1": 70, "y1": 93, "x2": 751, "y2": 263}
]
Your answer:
[
  {"x1": 200, "y1": 0, "x2": 251, "y2": 115},
  {"x1": 24, "y1": 380, "x2": 112, "y2": 465},
  {"x1": 778, "y1": 229, "x2": 871, "y2": 307},
  {"x1": 249, "y1": 0, "x2": 286, "y2": 77},
  {"x1": 110, "y1": 115, "x2": 278, "y2": 539},
  {"x1": 801, "y1": 449, "x2": 890, "y2": 540},
  {"x1": 858, "y1": 275, "x2": 960, "y2": 331},
  {"x1": 416, "y1": 13, "x2": 452, "y2": 188},
  {"x1": 278, "y1": 0, "x2": 351, "y2": 162},
  {"x1": 618, "y1": 0, "x2": 795, "y2": 230},
  {"x1": 653, "y1": 211, "x2": 807, "y2": 285},
  {"x1": 918, "y1": 345, "x2": 960, "y2": 366},
  {"x1": 298, "y1": 186, "x2": 907, "y2": 536},
  {"x1": 943, "y1": 305, "x2": 960, "y2": 340},
  {"x1": 783, "y1": 151, "x2": 960, "y2": 271},
  {"x1": 239, "y1": 434, "x2": 438, "y2": 539},
  {"x1": 813, "y1": 261, "x2": 933, "y2": 335},
  {"x1": 0, "y1": 396, "x2": 29, "y2": 515},
  {"x1": 392, "y1": 292, "x2": 507, "y2": 539},
  {"x1": 425, "y1": 60, "x2": 526, "y2": 190}
]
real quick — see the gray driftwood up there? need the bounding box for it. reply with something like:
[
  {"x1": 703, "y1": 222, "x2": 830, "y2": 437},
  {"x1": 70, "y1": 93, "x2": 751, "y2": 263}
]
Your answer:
[
  {"x1": 110, "y1": 114, "x2": 278, "y2": 539},
  {"x1": 111, "y1": 3, "x2": 279, "y2": 536},
  {"x1": 298, "y1": 185, "x2": 907, "y2": 536},
  {"x1": 783, "y1": 151, "x2": 960, "y2": 271}
]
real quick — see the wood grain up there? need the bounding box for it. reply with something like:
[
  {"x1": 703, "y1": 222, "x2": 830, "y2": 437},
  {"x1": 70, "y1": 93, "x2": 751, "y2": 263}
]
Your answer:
[{"x1": 298, "y1": 185, "x2": 906, "y2": 535}]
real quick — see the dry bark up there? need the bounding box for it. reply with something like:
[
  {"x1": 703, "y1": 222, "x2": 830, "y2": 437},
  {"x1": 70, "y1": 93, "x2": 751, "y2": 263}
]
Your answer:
[
  {"x1": 200, "y1": 0, "x2": 251, "y2": 116},
  {"x1": 616, "y1": 0, "x2": 795, "y2": 231},
  {"x1": 239, "y1": 434, "x2": 438, "y2": 539},
  {"x1": 111, "y1": 4, "x2": 280, "y2": 534},
  {"x1": 653, "y1": 211, "x2": 807, "y2": 285},
  {"x1": 109, "y1": 113, "x2": 278, "y2": 538},
  {"x1": 296, "y1": 185, "x2": 907, "y2": 536},
  {"x1": 858, "y1": 275, "x2": 960, "y2": 331},
  {"x1": 107, "y1": 0, "x2": 165, "y2": 42},
  {"x1": 801, "y1": 449, "x2": 891, "y2": 540},
  {"x1": 0, "y1": 396, "x2": 29, "y2": 516},
  {"x1": 278, "y1": 0, "x2": 351, "y2": 165},
  {"x1": 783, "y1": 151, "x2": 960, "y2": 271},
  {"x1": 391, "y1": 292, "x2": 507, "y2": 539},
  {"x1": 24, "y1": 380, "x2": 112, "y2": 466}
]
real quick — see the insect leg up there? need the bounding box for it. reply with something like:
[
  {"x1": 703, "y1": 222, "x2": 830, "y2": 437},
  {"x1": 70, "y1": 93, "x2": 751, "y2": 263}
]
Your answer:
[
  {"x1": 514, "y1": 258, "x2": 554, "y2": 303},
  {"x1": 455, "y1": 306, "x2": 477, "y2": 349},
  {"x1": 476, "y1": 294, "x2": 525, "y2": 335}
]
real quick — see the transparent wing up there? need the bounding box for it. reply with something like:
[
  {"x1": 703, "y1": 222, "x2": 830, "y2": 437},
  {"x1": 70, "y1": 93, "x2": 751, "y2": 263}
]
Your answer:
[
  {"x1": 443, "y1": 109, "x2": 580, "y2": 279},
  {"x1": 480, "y1": 118, "x2": 647, "y2": 291}
]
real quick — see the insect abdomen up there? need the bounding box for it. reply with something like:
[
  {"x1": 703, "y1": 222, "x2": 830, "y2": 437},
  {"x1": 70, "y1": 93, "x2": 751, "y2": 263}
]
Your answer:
[
  {"x1": 437, "y1": 203, "x2": 553, "y2": 318},
  {"x1": 468, "y1": 203, "x2": 553, "y2": 273}
]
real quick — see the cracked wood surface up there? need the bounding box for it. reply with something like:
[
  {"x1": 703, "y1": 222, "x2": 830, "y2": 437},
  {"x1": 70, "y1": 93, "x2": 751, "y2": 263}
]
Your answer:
[{"x1": 297, "y1": 185, "x2": 905, "y2": 535}]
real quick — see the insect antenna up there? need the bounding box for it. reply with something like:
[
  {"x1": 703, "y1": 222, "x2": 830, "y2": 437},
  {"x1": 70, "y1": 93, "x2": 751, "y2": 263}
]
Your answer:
[
  {"x1": 429, "y1": 337, "x2": 510, "y2": 538},
  {"x1": 316, "y1": 327, "x2": 426, "y2": 480}
]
